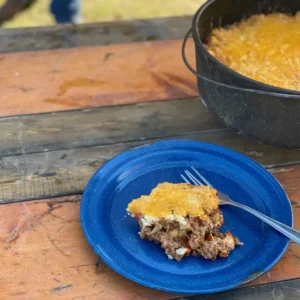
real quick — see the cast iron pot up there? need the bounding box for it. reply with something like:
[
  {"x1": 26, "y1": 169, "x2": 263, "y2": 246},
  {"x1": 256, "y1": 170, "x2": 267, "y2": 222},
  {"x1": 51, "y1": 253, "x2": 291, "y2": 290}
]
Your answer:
[{"x1": 182, "y1": 0, "x2": 300, "y2": 148}]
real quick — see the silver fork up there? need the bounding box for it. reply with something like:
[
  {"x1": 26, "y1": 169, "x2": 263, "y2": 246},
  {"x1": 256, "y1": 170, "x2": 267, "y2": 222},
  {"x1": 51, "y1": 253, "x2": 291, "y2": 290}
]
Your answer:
[{"x1": 181, "y1": 167, "x2": 300, "y2": 244}]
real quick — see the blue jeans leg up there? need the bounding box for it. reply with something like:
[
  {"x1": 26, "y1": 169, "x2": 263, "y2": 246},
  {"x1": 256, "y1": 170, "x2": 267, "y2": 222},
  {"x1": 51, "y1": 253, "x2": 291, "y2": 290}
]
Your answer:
[{"x1": 50, "y1": 0, "x2": 81, "y2": 24}]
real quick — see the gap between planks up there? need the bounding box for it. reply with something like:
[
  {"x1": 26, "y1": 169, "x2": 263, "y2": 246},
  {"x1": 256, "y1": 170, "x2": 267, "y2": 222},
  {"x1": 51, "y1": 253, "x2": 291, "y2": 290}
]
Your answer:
[
  {"x1": 1, "y1": 131, "x2": 300, "y2": 204},
  {"x1": 0, "y1": 97, "x2": 299, "y2": 203}
]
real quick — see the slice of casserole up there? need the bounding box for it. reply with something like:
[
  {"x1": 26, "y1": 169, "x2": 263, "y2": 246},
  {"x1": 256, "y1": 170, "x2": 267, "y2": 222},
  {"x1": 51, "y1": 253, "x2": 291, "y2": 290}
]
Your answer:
[{"x1": 127, "y1": 183, "x2": 242, "y2": 261}]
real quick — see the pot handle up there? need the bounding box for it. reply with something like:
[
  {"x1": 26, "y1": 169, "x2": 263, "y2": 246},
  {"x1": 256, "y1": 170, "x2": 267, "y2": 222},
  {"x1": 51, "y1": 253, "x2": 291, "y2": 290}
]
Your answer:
[{"x1": 182, "y1": 28, "x2": 200, "y2": 77}]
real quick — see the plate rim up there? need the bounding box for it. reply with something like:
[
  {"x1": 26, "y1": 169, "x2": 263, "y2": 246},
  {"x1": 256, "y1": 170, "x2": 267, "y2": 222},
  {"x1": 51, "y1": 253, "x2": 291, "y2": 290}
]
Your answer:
[{"x1": 80, "y1": 139, "x2": 293, "y2": 294}]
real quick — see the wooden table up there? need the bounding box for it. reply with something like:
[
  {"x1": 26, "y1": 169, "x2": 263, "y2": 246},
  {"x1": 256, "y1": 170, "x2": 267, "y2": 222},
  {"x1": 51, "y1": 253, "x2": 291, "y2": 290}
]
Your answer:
[{"x1": 0, "y1": 17, "x2": 299, "y2": 300}]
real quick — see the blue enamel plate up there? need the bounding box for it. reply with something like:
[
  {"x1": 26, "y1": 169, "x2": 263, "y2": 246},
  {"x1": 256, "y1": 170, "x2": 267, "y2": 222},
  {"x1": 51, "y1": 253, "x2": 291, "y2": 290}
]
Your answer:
[{"x1": 80, "y1": 140, "x2": 292, "y2": 294}]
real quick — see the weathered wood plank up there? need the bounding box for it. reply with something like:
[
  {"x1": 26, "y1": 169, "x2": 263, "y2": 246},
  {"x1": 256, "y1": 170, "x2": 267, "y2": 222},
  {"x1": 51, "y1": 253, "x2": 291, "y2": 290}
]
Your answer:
[
  {"x1": 1, "y1": 130, "x2": 300, "y2": 203},
  {"x1": 0, "y1": 39, "x2": 197, "y2": 116},
  {"x1": 181, "y1": 279, "x2": 300, "y2": 300},
  {"x1": 0, "y1": 16, "x2": 192, "y2": 53},
  {"x1": 0, "y1": 195, "x2": 173, "y2": 300},
  {"x1": 0, "y1": 96, "x2": 299, "y2": 158},
  {"x1": 0, "y1": 98, "x2": 222, "y2": 156},
  {"x1": 0, "y1": 166, "x2": 299, "y2": 300}
]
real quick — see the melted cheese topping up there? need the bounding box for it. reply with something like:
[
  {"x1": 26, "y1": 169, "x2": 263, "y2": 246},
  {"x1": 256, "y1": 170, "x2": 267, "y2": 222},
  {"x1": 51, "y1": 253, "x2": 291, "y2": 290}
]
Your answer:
[
  {"x1": 127, "y1": 183, "x2": 219, "y2": 220},
  {"x1": 206, "y1": 13, "x2": 300, "y2": 91}
]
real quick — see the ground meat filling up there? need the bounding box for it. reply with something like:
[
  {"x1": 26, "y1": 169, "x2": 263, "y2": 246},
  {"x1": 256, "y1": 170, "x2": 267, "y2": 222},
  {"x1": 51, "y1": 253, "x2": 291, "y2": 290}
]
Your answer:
[{"x1": 137, "y1": 210, "x2": 242, "y2": 261}]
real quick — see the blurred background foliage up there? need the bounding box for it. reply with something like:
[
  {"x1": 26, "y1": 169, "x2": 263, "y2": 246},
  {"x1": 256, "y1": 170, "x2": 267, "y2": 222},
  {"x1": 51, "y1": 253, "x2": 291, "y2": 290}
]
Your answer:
[{"x1": 0, "y1": 0, "x2": 205, "y2": 28}]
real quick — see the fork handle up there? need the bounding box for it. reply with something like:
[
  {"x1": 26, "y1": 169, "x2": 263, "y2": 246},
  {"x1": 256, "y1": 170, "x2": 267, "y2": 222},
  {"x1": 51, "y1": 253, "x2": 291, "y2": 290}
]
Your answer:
[{"x1": 228, "y1": 201, "x2": 300, "y2": 244}]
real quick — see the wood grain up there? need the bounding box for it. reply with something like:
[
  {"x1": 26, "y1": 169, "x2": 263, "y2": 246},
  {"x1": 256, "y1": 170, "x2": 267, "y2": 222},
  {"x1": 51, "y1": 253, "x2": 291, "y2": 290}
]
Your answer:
[
  {"x1": 1, "y1": 96, "x2": 300, "y2": 161},
  {"x1": 0, "y1": 39, "x2": 197, "y2": 116},
  {"x1": 1, "y1": 130, "x2": 300, "y2": 203},
  {"x1": 0, "y1": 98, "x2": 300, "y2": 202},
  {"x1": 0, "y1": 16, "x2": 192, "y2": 53},
  {"x1": 0, "y1": 195, "x2": 174, "y2": 300},
  {"x1": 0, "y1": 98, "x2": 222, "y2": 156},
  {"x1": 0, "y1": 166, "x2": 299, "y2": 300}
]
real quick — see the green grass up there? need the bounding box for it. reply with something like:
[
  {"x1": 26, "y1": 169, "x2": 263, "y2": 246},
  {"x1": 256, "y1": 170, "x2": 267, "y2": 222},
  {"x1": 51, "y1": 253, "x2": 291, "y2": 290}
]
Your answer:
[{"x1": 0, "y1": 0, "x2": 205, "y2": 28}]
